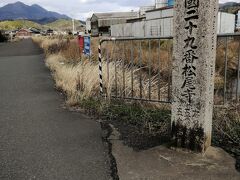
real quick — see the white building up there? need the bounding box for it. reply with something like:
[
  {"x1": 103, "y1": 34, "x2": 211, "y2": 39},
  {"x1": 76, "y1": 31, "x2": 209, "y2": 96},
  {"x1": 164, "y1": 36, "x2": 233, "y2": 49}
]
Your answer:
[
  {"x1": 145, "y1": 7, "x2": 173, "y2": 37},
  {"x1": 237, "y1": 10, "x2": 240, "y2": 29},
  {"x1": 90, "y1": 12, "x2": 139, "y2": 36},
  {"x1": 86, "y1": 18, "x2": 91, "y2": 33},
  {"x1": 139, "y1": 6, "x2": 155, "y2": 16},
  {"x1": 217, "y1": 12, "x2": 236, "y2": 34},
  {"x1": 155, "y1": 0, "x2": 168, "y2": 8},
  {"x1": 111, "y1": 7, "x2": 236, "y2": 37}
]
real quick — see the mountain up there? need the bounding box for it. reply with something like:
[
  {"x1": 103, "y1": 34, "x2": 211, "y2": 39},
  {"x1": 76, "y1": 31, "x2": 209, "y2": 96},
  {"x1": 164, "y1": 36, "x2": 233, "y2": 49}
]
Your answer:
[
  {"x1": 219, "y1": 2, "x2": 240, "y2": 14},
  {"x1": 33, "y1": 17, "x2": 59, "y2": 25},
  {"x1": 0, "y1": 1, "x2": 70, "y2": 24}
]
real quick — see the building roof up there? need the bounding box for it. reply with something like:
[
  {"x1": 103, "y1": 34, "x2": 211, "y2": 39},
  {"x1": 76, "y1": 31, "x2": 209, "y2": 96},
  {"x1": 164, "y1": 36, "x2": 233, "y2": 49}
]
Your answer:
[
  {"x1": 30, "y1": 27, "x2": 41, "y2": 33},
  {"x1": 17, "y1": 29, "x2": 32, "y2": 33},
  {"x1": 126, "y1": 17, "x2": 146, "y2": 23},
  {"x1": 139, "y1": 5, "x2": 155, "y2": 12},
  {"x1": 146, "y1": 6, "x2": 173, "y2": 13},
  {"x1": 92, "y1": 12, "x2": 139, "y2": 20}
]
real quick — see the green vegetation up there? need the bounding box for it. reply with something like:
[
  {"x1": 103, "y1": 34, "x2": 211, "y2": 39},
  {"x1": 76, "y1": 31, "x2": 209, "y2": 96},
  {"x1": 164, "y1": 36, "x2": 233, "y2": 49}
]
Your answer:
[
  {"x1": 80, "y1": 98, "x2": 172, "y2": 149},
  {"x1": 45, "y1": 19, "x2": 84, "y2": 31},
  {"x1": 79, "y1": 96, "x2": 240, "y2": 169},
  {"x1": 0, "y1": 19, "x2": 85, "y2": 31},
  {"x1": 0, "y1": 31, "x2": 7, "y2": 42},
  {"x1": 0, "y1": 20, "x2": 42, "y2": 30},
  {"x1": 81, "y1": 98, "x2": 171, "y2": 135}
]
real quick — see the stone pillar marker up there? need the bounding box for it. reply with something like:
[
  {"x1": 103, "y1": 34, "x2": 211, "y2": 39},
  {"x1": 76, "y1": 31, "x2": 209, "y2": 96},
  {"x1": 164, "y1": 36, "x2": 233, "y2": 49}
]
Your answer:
[{"x1": 172, "y1": 0, "x2": 219, "y2": 152}]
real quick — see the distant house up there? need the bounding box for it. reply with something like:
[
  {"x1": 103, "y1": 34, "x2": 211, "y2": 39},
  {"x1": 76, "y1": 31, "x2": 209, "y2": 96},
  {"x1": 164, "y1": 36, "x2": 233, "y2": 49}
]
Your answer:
[
  {"x1": 86, "y1": 18, "x2": 91, "y2": 34},
  {"x1": 29, "y1": 28, "x2": 41, "y2": 35},
  {"x1": 236, "y1": 10, "x2": 240, "y2": 30},
  {"x1": 90, "y1": 12, "x2": 139, "y2": 36},
  {"x1": 3, "y1": 30, "x2": 17, "y2": 40},
  {"x1": 15, "y1": 29, "x2": 32, "y2": 38},
  {"x1": 46, "y1": 29, "x2": 54, "y2": 36}
]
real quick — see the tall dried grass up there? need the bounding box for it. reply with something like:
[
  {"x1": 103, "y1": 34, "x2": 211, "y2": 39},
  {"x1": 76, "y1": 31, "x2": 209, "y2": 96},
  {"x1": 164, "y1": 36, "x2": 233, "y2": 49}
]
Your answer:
[
  {"x1": 33, "y1": 36, "x2": 170, "y2": 106},
  {"x1": 44, "y1": 53, "x2": 169, "y2": 106},
  {"x1": 216, "y1": 38, "x2": 240, "y2": 77},
  {"x1": 32, "y1": 35, "x2": 240, "y2": 105},
  {"x1": 214, "y1": 37, "x2": 240, "y2": 103},
  {"x1": 101, "y1": 40, "x2": 172, "y2": 81}
]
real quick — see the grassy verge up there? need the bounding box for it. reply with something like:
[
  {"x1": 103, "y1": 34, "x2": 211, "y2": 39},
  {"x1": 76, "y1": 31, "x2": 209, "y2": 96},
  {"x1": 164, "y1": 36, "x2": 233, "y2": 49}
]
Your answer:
[
  {"x1": 80, "y1": 98, "x2": 171, "y2": 150},
  {"x1": 32, "y1": 36, "x2": 240, "y2": 171},
  {"x1": 33, "y1": 35, "x2": 173, "y2": 148}
]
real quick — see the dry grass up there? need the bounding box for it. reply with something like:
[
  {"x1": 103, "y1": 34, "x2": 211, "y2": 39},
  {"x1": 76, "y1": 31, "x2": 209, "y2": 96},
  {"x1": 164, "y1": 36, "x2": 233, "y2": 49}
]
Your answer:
[
  {"x1": 216, "y1": 38, "x2": 240, "y2": 77},
  {"x1": 213, "y1": 106, "x2": 240, "y2": 146},
  {"x1": 32, "y1": 35, "x2": 240, "y2": 169},
  {"x1": 33, "y1": 36, "x2": 170, "y2": 106},
  {"x1": 213, "y1": 105, "x2": 240, "y2": 167},
  {"x1": 32, "y1": 35, "x2": 240, "y2": 106},
  {"x1": 101, "y1": 40, "x2": 172, "y2": 81},
  {"x1": 45, "y1": 54, "x2": 98, "y2": 105},
  {"x1": 214, "y1": 37, "x2": 240, "y2": 104},
  {"x1": 44, "y1": 53, "x2": 169, "y2": 106}
]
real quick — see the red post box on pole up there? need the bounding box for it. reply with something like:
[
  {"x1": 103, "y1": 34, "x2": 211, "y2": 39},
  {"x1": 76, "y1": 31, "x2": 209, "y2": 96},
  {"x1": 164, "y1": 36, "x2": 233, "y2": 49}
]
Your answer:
[{"x1": 78, "y1": 35, "x2": 84, "y2": 54}]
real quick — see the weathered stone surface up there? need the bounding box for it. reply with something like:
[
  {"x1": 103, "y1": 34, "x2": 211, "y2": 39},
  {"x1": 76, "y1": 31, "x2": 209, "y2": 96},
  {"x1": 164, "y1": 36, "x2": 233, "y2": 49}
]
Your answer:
[
  {"x1": 110, "y1": 127, "x2": 240, "y2": 180},
  {"x1": 172, "y1": 0, "x2": 219, "y2": 151}
]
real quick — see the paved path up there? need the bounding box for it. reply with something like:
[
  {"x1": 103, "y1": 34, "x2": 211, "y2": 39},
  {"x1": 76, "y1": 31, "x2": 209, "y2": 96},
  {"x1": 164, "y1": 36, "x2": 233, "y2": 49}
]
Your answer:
[{"x1": 0, "y1": 40, "x2": 111, "y2": 180}]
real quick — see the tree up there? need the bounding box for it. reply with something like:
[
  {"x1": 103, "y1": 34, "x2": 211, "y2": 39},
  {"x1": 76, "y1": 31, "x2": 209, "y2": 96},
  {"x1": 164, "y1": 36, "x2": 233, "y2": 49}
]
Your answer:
[{"x1": 0, "y1": 31, "x2": 7, "y2": 42}]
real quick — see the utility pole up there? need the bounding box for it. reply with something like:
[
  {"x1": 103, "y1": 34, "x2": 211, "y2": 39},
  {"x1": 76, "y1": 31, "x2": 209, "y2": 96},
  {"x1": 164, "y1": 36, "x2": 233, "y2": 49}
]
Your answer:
[{"x1": 72, "y1": 19, "x2": 75, "y2": 35}]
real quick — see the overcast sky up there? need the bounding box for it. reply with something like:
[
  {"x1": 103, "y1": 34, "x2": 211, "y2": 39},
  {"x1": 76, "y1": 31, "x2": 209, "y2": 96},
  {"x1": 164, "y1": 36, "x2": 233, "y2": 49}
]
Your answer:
[{"x1": 0, "y1": 0, "x2": 239, "y2": 20}]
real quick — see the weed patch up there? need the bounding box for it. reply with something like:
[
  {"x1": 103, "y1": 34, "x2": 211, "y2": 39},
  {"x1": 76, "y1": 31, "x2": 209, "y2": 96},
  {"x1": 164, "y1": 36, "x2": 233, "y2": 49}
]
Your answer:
[{"x1": 213, "y1": 105, "x2": 240, "y2": 171}]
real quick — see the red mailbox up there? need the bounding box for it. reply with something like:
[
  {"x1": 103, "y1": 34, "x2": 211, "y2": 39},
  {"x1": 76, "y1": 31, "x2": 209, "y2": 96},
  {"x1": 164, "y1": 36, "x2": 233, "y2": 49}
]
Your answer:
[{"x1": 78, "y1": 35, "x2": 84, "y2": 53}]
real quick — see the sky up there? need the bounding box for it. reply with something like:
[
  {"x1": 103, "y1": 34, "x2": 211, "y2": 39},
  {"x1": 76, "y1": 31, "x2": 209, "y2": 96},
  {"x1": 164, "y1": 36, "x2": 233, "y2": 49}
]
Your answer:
[{"x1": 0, "y1": 0, "x2": 239, "y2": 20}]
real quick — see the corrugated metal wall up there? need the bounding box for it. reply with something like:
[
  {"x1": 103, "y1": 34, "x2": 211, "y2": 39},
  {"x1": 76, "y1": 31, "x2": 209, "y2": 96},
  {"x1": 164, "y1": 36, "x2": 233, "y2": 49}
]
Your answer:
[
  {"x1": 98, "y1": 19, "x2": 129, "y2": 27},
  {"x1": 217, "y1": 12, "x2": 235, "y2": 34},
  {"x1": 146, "y1": 8, "x2": 173, "y2": 20},
  {"x1": 238, "y1": 11, "x2": 240, "y2": 28},
  {"x1": 111, "y1": 17, "x2": 173, "y2": 37},
  {"x1": 132, "y1": 21, "x2": 145, "y2": 37},
  {"x1": 145, "y1": 17, "x2": 172, "y2": 37},
  {"x1": 111, "y1": 12, "x2": 235, "y2": 37}
]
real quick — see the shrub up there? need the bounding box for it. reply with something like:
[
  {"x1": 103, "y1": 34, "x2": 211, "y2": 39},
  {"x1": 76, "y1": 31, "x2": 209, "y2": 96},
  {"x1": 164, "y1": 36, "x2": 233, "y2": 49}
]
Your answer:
[{"x1": 0, "y1": 31, "x2": 7, "y2": 42}]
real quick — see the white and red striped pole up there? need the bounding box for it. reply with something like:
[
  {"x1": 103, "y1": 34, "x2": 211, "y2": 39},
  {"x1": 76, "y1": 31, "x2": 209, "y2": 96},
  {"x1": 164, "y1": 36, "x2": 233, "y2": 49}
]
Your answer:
[{"x1": 98, "y1": 44, "x2": 103, "y2": 95}]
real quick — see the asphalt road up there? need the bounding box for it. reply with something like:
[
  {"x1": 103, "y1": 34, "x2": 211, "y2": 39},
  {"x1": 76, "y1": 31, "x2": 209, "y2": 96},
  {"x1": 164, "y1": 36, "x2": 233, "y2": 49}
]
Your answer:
[{"x1": 0, "y1": 40, "x2": 111, "y2": 180}]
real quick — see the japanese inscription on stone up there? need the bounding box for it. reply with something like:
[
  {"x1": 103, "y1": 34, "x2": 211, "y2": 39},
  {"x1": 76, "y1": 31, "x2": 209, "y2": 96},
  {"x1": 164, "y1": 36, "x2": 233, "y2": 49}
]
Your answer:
[
  {"x1": 178, "y1": 0, "x2": 200, "y2": 126},
  {"x1": 172, "y1": 0, "x2": 218, "y2": 152}
]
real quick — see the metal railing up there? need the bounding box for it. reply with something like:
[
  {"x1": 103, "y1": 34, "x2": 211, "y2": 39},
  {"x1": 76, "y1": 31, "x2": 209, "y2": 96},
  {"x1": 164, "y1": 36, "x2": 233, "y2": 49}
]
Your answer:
[
  {"x1": 99, "y1": 33, "x2": 240, "y2": 105},
  {"x1": 216, "y1": 33, "x2": 240, "y2": 105}
]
